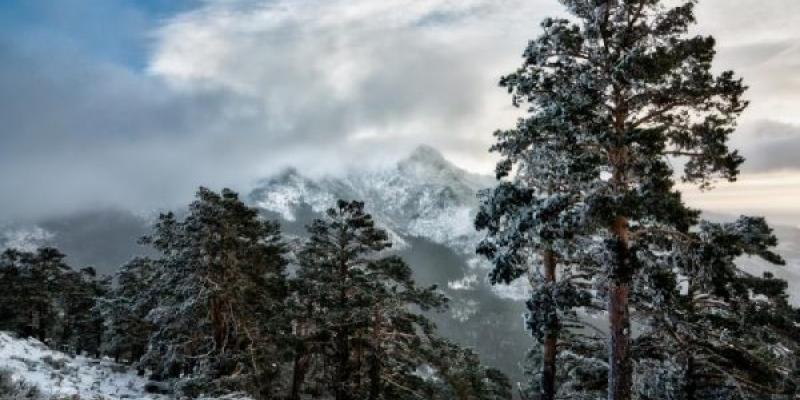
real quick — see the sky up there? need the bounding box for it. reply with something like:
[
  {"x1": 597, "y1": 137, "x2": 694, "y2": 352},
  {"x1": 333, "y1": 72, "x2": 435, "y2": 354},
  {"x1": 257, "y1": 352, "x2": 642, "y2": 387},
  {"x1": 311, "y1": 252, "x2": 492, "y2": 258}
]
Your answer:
[{"x1": 0, "y1": 0, "x2": 799, "y2": 226}]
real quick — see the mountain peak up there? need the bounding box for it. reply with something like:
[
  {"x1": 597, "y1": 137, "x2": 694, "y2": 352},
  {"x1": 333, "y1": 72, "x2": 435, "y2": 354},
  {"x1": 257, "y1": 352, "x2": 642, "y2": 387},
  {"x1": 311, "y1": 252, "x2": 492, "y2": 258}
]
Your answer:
[
  {"x1": 407, "y1": 144, "x2": 446, "y2": 162},
  {"x1": 402, "y1": 144, "x2": 453, "y2": 171}
]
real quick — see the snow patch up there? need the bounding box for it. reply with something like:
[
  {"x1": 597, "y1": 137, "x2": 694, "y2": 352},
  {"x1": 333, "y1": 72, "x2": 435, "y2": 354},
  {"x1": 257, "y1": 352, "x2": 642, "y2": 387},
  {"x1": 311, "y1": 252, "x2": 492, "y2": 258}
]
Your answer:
[
  {"x1": 0, "y1": 331, "x2": 165, "y2": 399},
  {"x1": 0, "y1": 226, "x2": 53, "y2": 252},
  {"x1": 490, "y1": 279, "x2": 531, "y2": 301},
  {"x1": 448, "y1": 274, "x2": 478, "y2": 291}
]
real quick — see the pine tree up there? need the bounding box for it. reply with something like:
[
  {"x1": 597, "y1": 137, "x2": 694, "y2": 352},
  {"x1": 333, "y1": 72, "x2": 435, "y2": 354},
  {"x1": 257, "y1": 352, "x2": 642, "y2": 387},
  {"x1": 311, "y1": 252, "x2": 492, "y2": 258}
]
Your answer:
[
  {"x1": 60, "y1": 266, "x2": 110, "y2": 356},
  {"x1": 424, "y1": 338, "x2": 513, "y2": 400},
  {"x1": 293, "y1": 200, "x2": 442, "y2": 399},
  {"x1": 99, "y1": 257, "x2": 157, "y2": 364},
  {"x1": 635, "y1": 216, "x2": 800, "y2": 399},
  {"x1": 476, "y1": 178, "x2": 596, "y2": 399},
  {"x1": 292, "y1": 200, "x2": 500, "y2": 400},
  {"x1": 0, "y1": 248, "x2": 71, "y2": 342},
  {"x1": 520, "y1": 330, "x2": 607, "y2": 400},
  {"x1": 293, "y1": 200, "x2": 391, "y2": 400},
  {"x1": 492, "y1": 1, "x2": 748, "y2": 398},
  {"x1": 138, "y1": 188, "x2": 289, "y2": 398}
]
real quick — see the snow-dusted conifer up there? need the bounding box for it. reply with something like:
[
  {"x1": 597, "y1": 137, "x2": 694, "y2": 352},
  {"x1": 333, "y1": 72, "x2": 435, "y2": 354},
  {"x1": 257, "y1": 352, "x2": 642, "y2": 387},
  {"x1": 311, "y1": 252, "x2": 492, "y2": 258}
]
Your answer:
[
  {"x1": 59, "y1": 266, "x2": 109, "y2": 356},
  {"x1": 0, "y1": 248, "x2": 70, "y2": 341},
  {"x1": 636, "y1": 216, "x2": 800, "y2": 399},
  {"x1": 423, "y1": 337, "x2": 513, "y2": 400},
  {"x1": 490, "y1": 1, "x2": 749, "y2": 398},
  {"x1": 99, "y1": 257, "x2": 157, "y2": 364},
  {"x1": 138, "y1": 188, "x2": 288, "y2": 398},
  {"x1": 293, "y1": 200, "x2": 450, "y2": 400},
  {"x1": 293, "y1": 200, "x2": 507, "y2": 400}
]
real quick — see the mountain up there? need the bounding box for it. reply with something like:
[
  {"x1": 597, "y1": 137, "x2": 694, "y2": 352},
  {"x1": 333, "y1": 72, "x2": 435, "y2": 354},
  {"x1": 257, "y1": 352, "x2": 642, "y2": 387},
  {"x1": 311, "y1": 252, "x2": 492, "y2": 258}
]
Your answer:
[
  {"x1": 250, "y1": 145, "x2": 493, "y2": 254},
  {"x1": 247, "y1": 144, "x2": 800, "y2": 383},
  {"x1": 249, "y1": 145, "x2": 533, "y2": 382}
]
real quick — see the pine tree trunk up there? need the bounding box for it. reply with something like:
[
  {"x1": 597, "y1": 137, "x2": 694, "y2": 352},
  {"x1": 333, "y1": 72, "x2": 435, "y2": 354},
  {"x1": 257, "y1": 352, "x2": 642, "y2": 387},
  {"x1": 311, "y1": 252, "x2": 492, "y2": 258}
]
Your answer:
[
  {"x1": 542, "y1": 335, "x2": 557, "y2": 400},
  {"x1": 335, "y1": 327, "x2": 351, "y2": 400},
  {"x1": 36, "y1": 304, "x2": 47, "y2": 341},
  {"x1": 541, "y1": 248, "x2": 558, "y2": 400},
  {"x1": 608, "y1": 216, "x2": 632, "y2": 400},
  {"x1": 335, "y1": 255, "x2": 352, "y2": 400},
  {"x1": 367, "y1": 352, "x2": 381, "y2": 400},
  {"x1": 290, "y1": 350, "x2": 310, "y2": 400},
  {"x1": 368, "y1": 307, "x2": 383, "y2": 400},
  {"x1": 685, "y1": 355, "x2": 696, "y2": 400}
]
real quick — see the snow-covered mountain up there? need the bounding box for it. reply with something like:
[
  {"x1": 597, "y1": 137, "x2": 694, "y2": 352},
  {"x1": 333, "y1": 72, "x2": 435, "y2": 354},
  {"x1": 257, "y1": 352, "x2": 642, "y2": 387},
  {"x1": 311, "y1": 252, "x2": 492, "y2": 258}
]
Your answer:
[
  {"x1": 249, "y1": 145, "x2": 537, "y2": 297},
  {"x1": 248, "y1": 144, "x2": 533, "y2": 327},
  {"x1": 248, "y1": 145, "x2": 533, "y2": 380},
  {"x1": 250, "y1": 144, "x2": 493, "y2": 255},
  {"x1": 247, "y1": 145, "x2": 800, "y2": 381}
]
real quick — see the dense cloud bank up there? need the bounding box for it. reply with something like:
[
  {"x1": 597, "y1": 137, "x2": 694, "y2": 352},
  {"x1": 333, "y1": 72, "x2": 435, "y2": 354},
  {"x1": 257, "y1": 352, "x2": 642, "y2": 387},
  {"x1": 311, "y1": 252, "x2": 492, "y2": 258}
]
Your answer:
[{"x1": 1, "y1": 0, "x2": 799, "y2": 221}]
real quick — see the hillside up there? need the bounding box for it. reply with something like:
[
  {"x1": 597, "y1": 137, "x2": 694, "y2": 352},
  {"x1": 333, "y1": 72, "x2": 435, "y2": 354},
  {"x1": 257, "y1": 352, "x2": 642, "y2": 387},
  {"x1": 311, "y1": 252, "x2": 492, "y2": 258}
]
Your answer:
[{"x1": 0, "y1": 331, "x2": 164, "y2": 399}]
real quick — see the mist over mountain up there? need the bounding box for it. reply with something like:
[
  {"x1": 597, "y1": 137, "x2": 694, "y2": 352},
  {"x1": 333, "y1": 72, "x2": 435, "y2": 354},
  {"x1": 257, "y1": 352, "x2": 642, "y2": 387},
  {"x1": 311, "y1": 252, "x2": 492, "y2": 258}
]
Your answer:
[
  {"x1": 0, "y1": 209, "x2": 151, "y2": 274},
  {"x1": 248, "y1": 145, "x2": 531, "y2": 381}
]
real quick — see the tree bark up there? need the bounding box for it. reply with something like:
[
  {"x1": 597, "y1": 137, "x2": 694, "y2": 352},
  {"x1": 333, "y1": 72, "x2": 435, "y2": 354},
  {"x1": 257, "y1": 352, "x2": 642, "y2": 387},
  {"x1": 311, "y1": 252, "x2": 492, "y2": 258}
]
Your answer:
[
  {"x1": 367, "y1": 353, "x2": 381, "y2": 400},
  {"x1": 541, "y1": 248, "x2": 558, "y2": 400},
  {"x1": 335, "y1": 253, "x2": 352, "y2": 400},
  {"x1": 289, "y1": 354, "x2": 309, "y2": 400},
  {"x1": 334, "y1": 326, "x2": 352, "y2": 400},
  {"x1": 368, "y1": 306, "x2": 383, "y2": 400},
  {"x1": 685, "y1": 355, "x2": 696, "y2": 400},
  {"x1": 608, "y1": 216, "x2": 632, "y2": 400}
]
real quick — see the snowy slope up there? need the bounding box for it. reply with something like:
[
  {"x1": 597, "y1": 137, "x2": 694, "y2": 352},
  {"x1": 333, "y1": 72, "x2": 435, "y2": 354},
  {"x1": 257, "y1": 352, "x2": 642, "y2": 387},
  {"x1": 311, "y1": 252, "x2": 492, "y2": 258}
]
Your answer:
[
  {"x1": 0, "y1": 331, "x2": 164, "y2": 399},
  {"x1": 0, "y1": 332, "x2": 257, "y2": 399}
]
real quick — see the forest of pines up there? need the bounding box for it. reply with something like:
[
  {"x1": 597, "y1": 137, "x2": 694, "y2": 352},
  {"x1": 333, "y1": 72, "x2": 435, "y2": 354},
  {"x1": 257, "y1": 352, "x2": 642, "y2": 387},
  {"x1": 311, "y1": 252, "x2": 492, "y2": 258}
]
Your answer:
[{"x1": 1, "y1": 1, "x2": 799, "y2": 399}]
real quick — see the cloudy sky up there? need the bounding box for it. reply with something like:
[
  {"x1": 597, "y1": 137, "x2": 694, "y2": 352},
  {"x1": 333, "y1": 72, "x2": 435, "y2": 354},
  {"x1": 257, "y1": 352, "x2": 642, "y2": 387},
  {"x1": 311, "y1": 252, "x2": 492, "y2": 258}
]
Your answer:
[{"x1": 1, "y1": 0, "x2": 799, "y2": 225}]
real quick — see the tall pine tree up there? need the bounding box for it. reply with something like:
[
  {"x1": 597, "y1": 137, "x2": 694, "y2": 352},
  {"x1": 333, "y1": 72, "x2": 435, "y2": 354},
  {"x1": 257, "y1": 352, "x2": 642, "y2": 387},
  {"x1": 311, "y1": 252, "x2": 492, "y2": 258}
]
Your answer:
[
  {"x1": 476, "y1": 179, "x2": 596, "y2": 400},
  {"x1": 99, "y1": 257, "x2": 157, "y2": 364},
  {"x1": 491, "y1": 1, "x2": 748, "y2": 398},
  {"x1": 293, "y1": 200, "x2": 449, "y2": 400},
  {"x1": 292, "y1": 200, "x2": 508, "y2": 400},
  {"x1": 138, "y1": 188, "x2": 288, "y2": 398}
]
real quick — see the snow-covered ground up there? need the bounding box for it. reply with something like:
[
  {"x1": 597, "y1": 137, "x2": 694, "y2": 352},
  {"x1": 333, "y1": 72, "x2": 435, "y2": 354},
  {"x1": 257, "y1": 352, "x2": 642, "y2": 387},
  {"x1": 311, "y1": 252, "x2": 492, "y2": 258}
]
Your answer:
[{"x1": 0, "y1": 331, "x2": 164, "y2": 399}]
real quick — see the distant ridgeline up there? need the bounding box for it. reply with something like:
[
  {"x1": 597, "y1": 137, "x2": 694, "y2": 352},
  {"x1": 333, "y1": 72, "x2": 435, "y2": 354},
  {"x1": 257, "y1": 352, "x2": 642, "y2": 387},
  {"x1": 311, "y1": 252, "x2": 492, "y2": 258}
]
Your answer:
[{"x1": 0, "y1": 187, "x2": 512, "y2": 400}]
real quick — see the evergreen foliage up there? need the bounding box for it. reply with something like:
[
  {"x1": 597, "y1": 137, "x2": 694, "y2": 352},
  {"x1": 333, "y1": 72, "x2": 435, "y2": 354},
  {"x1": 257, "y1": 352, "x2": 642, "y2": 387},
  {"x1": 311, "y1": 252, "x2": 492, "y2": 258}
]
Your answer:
[
  {"x1": 290, "y1": 200, "x2": 498, "y2": 400},
  {"x1": 636, "y1": 216, "x2": 800, "y2": 399},
  {"x1": 423, "y1": 337, "x2": 513, "y2": 400},
  {"x1": 0, "y1": 189, "x2": 510, "y2": 400},
  {"x1": 0, "y1": 247, "x2": 108, "y2": 354},
  {"x1": 136, "y1": 187, "x2": 289, "y2": 397},
  {"x1": 98, "y1": 257, "x2": 157, "y2": 364},
  {"x1": 480, "y1": 0, "x2": 799, "y2": 399}
]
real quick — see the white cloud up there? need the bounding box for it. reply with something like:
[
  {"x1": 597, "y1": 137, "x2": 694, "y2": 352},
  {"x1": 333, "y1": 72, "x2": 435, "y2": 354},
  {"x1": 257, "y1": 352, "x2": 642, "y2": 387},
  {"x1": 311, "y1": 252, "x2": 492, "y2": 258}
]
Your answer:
[
  {"x1": 2, "y1": 0, "x2": 800, "y2": 223},
  {"x1": 148, "y1": 0, "x2": 565, "y2": 175}
]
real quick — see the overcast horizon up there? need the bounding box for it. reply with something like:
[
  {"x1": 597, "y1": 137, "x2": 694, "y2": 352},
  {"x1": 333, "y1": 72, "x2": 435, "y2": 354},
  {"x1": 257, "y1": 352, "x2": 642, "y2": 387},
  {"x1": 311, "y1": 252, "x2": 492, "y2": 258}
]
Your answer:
[{"x1": 1, "y1": 0, "x2": 799, "y2": 227}]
